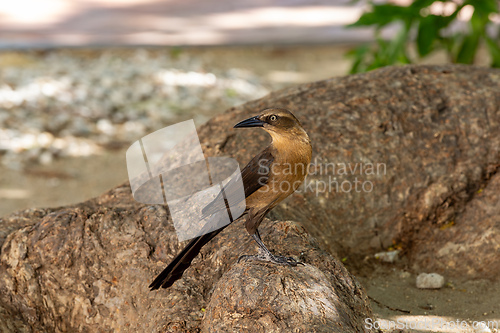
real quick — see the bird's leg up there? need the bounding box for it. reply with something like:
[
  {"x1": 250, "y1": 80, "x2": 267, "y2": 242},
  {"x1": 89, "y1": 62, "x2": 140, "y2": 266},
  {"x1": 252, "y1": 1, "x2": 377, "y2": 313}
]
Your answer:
[{"x1": 238, "y1": 229, "x2": 303, "y2": 266}]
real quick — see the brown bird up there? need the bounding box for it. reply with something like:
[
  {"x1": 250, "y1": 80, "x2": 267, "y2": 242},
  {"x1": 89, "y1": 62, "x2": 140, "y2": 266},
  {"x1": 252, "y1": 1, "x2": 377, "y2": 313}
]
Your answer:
[{"x1": 149, "y1": 108, "x2": 312, "y2": 290}]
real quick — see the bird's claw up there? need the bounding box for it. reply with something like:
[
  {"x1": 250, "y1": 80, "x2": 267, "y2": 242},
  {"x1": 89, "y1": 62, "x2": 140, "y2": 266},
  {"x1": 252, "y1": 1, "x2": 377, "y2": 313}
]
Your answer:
[
  {"x1": 238, "y1": 254, "x2": 304, "y2": 266},
  {"x1": 272, "y1": 255, "x2": 304, "y2": 266}
]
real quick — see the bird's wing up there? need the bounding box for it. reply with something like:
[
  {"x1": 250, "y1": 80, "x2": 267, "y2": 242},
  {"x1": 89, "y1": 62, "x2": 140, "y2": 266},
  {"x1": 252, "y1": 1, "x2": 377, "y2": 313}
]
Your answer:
[
  {"x1": 240, "y1": 146, "x2": 274, "y2": 197},
  {"x1": 201, "y1": 146, "x2": 274, "y2": 218}
]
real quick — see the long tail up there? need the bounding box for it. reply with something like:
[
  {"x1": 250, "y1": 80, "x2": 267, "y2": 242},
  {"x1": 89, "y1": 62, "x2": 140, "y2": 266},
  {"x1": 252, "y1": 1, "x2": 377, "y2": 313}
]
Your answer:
[{"x1": 149, "y1": 227, "x2": 226, "y2": 290}]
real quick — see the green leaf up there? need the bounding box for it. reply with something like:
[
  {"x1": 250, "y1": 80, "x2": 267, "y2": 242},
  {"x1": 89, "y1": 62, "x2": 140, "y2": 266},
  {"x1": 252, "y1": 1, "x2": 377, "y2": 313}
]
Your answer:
[
  {"x1": 344, "y1": 0, "x2": 500, "y2": 72},
  {"x1": 409, "y1": 0, "x2": 436, "y2": 10},
  {"x1": 347, "y1": 44, "x2": 371, "y2": 74},
  {"x1": 485, "y1": 36, "x2": 500, "y2": 67},
  {"x1": 348, "y1": 4, "x2": 414, "y2": 28},
  {"x1": 455, "y1": 33, "x2": 480, "y2": 64},
  {"x1": 417, "y1": 15, "x2": 440, "y2": 56},
  {"x1": 385, "y1": 22, "x2": 411, "y2": 64},
  {"x1": 466, "y1": 0, "x2": 499, "y2": 15},
  {"x1": 349, "y1": 11, "x2": 382, "y2": 27},
  {"x1": 470, "y1": 7, "x2": 491, "y2": 32}
]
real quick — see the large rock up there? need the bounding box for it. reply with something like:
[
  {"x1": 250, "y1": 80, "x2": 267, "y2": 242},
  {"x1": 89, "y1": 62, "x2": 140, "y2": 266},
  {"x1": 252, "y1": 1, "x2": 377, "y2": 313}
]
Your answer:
[
  {"x1": 202, "y1": 222, "x2": 371, "y2": 333},
  {"x1": 0, "y1": 184, "x2": 375, "y2": 332},
  {"x1": 197, "y1": 64, "x2": 500, "y2": 279}
]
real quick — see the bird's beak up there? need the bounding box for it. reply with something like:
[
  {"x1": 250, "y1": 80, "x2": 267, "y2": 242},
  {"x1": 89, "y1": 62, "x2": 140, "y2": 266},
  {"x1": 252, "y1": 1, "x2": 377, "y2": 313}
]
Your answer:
[{"x1": 233, "y1": 116, "x2": 265, "y2": 128}]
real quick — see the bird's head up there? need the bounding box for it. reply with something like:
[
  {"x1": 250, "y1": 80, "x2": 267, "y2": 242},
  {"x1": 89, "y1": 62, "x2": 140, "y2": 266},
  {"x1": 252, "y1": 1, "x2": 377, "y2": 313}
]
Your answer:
[{"x1": 234, "y1": 108, "x2": 309, "y2": 144}]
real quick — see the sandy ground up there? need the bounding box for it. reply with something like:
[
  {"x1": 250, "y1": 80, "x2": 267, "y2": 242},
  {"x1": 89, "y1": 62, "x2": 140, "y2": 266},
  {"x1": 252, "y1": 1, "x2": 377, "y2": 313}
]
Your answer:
[
  {"x1": 352, "y1": 263, "x2": 500, "y2": 333},
  {"x1": 1, "y1": 45, "x2": 499, "y2": 333}
]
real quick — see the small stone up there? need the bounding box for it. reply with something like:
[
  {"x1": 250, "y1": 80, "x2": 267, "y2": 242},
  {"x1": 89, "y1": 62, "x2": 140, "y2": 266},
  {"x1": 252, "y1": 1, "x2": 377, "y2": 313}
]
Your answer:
[
  {"x1": 69, "y1": 117, "x2": 91, "y2": 137},
  {"x1": 37, "y1": 132, "x2": 54, "y2": 148},
  {"x1": 96, "y1": 119, "x2": 115, "y2": 135},
  {"x1": 374, "y1": 250, "x2": 399, "y2": 263},
  {"x1": 474, "y1": 322, "x2": 492, "y2": 333},
  {"x1": 416, "y1": 273, "x2": 445, "y2": 289},
  {"x1": 39, "y1": 151, "x2": 53, "y2": 165}
]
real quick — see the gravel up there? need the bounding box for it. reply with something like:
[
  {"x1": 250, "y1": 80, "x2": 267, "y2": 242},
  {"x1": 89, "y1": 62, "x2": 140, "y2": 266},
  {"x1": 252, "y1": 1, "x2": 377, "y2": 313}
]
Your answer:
[{"x1": 0, "y1": 49, "x2": 277, "y2": 169}]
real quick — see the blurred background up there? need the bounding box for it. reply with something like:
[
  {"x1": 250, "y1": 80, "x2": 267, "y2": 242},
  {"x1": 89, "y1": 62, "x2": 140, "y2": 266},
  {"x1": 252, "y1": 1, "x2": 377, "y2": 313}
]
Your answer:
[{"x1": 0, "y1": 0, "x2": 498, "y2": 215}]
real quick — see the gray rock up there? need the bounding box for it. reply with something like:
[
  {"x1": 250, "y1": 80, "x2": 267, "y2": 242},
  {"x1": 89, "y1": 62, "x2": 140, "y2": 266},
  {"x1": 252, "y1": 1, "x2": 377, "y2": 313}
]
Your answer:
[{"x1": 416, "y1": 273, "x2": 445, "y2": 289}]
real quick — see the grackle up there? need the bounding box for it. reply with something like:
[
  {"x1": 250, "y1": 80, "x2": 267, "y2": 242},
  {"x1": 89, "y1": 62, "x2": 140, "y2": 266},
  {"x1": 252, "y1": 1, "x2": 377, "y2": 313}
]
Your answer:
[{"x1": 149, "y1": 108, "x2": 312, "y2": 290}]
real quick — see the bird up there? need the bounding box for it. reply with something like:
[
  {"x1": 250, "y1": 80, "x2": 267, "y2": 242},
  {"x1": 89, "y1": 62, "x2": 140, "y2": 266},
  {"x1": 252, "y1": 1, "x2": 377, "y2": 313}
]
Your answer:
[{"x1": 149, "y1": 108, "x2": 312, "y2": 290}]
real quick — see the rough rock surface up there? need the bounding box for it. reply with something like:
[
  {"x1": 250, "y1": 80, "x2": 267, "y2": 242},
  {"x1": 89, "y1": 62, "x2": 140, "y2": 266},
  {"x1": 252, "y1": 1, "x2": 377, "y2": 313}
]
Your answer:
[
  {"x1": 196, "y1": 64, "x2": 500, "y2": 279},
  {"x1": 411, "y1": 171, "x2": 500, "y2": 279},
  {"x1": 0, "y1": 184, "x2": 374, "y2": 332},
  {"x1": 202, "y1": 223, "x2": 370, "y2": 333}
]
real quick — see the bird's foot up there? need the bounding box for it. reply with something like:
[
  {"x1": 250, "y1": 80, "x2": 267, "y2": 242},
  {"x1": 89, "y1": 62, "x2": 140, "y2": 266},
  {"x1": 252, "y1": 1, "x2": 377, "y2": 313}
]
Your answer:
[
  {"x1": 271, "y1": 255, "x2": 304, "y2": 266},
  {"x1": 238, "y1": 253, "x2": 303, "y2": 266}
]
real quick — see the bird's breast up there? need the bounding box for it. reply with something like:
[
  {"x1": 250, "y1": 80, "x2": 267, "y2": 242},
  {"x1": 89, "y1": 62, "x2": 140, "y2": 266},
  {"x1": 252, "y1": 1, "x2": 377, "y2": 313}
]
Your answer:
[{"x1": 245, "y1": 149, "x2": 311, "y2": 211}]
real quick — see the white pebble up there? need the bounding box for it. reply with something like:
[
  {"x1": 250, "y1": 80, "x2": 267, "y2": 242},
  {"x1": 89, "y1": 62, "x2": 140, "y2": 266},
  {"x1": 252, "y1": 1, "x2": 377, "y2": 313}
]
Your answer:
[
  {"x1": 374, "y1": 250, "x2": 399, "y2": 263},
  {"x1": 416, "y1": 273, "x2": 445, "y2": 289},
  {"x1": 38, "y1": 151, "x2": 53, "y2": 165},
  {"x1": 97, "y1": 119, "x2": 115, "y2": 135}
]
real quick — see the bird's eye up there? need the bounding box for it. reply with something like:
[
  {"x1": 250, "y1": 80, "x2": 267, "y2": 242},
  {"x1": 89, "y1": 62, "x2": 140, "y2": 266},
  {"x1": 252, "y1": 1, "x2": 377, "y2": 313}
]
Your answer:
[{"x1": 269, "y1": 115, "x2": 277, "y2": 122}]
